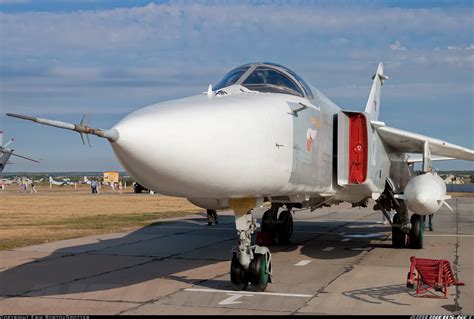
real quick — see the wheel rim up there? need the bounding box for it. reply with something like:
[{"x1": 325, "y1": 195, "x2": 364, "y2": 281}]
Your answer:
[{"x1": 260, "y1": 255, "x2": 269, "y2": 284}]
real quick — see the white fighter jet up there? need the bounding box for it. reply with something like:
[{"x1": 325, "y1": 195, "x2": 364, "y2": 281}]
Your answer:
[
  {"x1": 0, "y1": 130, "x2": 39, "y2": 173},
  {"x1": 7, "y1": 62, "x2": 474, "y2": 292}
]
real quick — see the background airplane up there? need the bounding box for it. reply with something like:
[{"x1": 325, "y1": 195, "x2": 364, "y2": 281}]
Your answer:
[
  {"x1": 48, "y1": 176, "x2": 74, "y2": 186},
  {"x1": 0, "y1": 130, "x2": 39, "y2": 173},
  {"x1": 83, "y1": 176, "x2": 92, "y2": 185},
  {"x1": 7, "y1": 62, "x2": 474, "y2": 292}
]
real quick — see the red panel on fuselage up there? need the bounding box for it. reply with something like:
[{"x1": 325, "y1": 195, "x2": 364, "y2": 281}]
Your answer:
[{"x1": 348, "y1": 113, "x2": 368, "y2": 184}]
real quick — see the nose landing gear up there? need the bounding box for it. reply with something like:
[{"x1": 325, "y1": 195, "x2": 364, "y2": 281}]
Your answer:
[{"x1": 230, "y1": 200, "x2": 272, "y2": 292}]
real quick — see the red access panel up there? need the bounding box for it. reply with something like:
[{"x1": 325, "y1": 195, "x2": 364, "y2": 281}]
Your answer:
[{"x1": 348, "y1": 113, "x2": 368, "y2": 184}]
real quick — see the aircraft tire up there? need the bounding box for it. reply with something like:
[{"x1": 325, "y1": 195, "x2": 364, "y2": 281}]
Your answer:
[
  {"x1": 278, "y1": 210, "x2": 293, "y2": 244},
  {"x1": 392, "y1": 213, "x2": 407, "y2": 248},
  {"x1": 249, "y1": 254, "x2": 269, "y2": 292},
  {"x1": 261, "y1": 210, "x2": 272, "y2": 233},
  {"x1": 261, "y1": 210, "x2": 277, "y2": 244},
  {"x1": 409, "y1": 214, "x2": 424, "y2": 249},
  {"x1": 230, "y1": 253, "x2": 248, "y2": 291}
]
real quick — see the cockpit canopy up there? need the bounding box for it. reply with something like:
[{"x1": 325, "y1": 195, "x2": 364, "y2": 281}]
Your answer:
[{"x1": 214, "y1": 62, "x2": 314, "y2": 99}]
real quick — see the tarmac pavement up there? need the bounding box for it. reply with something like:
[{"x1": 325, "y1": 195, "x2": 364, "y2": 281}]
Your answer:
[{"x1": 0, "y1": 198, "x2": 472, "y2": 315}]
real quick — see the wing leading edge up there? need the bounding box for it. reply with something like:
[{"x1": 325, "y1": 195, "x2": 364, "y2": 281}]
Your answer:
[{"x1": 375, "y1": 124, "x2": 474, "y2": 161}]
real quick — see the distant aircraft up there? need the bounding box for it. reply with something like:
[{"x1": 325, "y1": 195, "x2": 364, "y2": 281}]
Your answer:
[
  {"x1": 83, "y1": 176, "x2": 92, "y2": 185},
  {"x1": 48, "y1": 176, "x2": 74, "y2": 186},
  {"x1": 0, "y1": 178, "x2": 15, "y2": 186},
  {"x1": 8, "y1": 62, "x2": 474, "y2": 292},
  {"x1": 0, "y1": 130, "x2": 39, "y2": 173}
]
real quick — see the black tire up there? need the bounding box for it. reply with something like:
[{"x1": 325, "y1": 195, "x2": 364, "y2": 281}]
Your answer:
[
  {"x1": 261, "y1": 209, "x2": 278, "y2": 244},
  {"x1": 409, "y1": 214, "x2": 424, "y2": 249},
  {"x1": 230, "y1": 254, "x2": 248, "y2": 291},
  {"x1": 261, "y1": 210, "x2": 272, "y2": 233},
  {"x1": 392, "y1": 213, "x2": 407, "y2": 248},
  {"x1": 278, "y1": 210, "x2": 293, "y2": 244},
  {"x1": 249, "y1": 254, "x2": 269, "y2": 292}
]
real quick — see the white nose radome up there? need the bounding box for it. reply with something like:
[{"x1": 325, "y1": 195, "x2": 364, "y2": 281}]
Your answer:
[{"x1": 110, "y1": 94, "x2": 291, "y2": 198}]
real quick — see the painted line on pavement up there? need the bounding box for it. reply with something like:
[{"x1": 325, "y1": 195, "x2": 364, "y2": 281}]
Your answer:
[
  {"x1": 424, "y1": 234, "x2": 474, "y2": 238},
  {"x1": 295, "y1": 260, "x2": 312, "y2": 266},
  {"x1": 184, "y1": 288, "x2": 312, "y2": 298}
]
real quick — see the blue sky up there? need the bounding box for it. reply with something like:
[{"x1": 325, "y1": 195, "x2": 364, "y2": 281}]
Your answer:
[{"x1": 1, "y1": 0, "x2": 473, "y2": 172}]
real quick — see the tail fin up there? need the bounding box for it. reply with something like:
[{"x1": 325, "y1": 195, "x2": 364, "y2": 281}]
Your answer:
[
  {"x1": 364, "y1": 63, "x2": 388, "y2": 121},
  {"x1": 49, "y1": 176, "x2": 53, "y2": 183}
]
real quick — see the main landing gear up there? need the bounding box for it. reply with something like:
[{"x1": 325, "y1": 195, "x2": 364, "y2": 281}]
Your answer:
[
  {"x1": 261, "y1": 203, "x2": 294, "y2": 245},
  {"x1": 391, "y1": 212, "x2": 424, "y2": 249},
  {"x1": 230, "y1": 209, "x2": 272, "y2": 292},
  {"x1": 376, "y1": 183, "x2": 423, "y2": 249}
]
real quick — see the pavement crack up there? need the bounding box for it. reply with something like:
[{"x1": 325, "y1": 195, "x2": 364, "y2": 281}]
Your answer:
[
  {"x1": 452, "y1": 198, "x2": 462, "y2": 314},
  {"x1": 33, "y1": 295, "x2": 143, "y2": 305},
  {"x1": 290, "y1": 211, "x2": 381, "y2": 314}
]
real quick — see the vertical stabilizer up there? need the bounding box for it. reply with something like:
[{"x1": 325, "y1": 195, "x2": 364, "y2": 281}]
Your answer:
[
  {"x1": 0, "y1": 130, "x2": 3, "y2": 147},
  {"x1": 364, "y1": 63, "x2": 388, "y2": 121}
]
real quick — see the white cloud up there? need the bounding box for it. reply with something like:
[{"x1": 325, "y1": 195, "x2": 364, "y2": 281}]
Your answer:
[
  {"x1": 0, "y1": 0, "x2": 30, "y2": 3},
  {"x1": 465, "y1": 44, "x2": 474, "y2": 50},
  {"x1": 448, "y1": 46, "x2": 461, "y2": 50},
  {"x1": 0, "y1": 3, "x2": 472, "y2": 56},
  {"x1": 390, "y1": 40, "x2": 407, "y2": 51}
]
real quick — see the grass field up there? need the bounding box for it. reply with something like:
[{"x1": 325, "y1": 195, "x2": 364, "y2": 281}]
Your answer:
[
  {"x1": 0, "y1": 184, "x2": 203, "y2": 250},
  {"x1": 1, "y1": 183, "x2": 471, "y2": 251}
]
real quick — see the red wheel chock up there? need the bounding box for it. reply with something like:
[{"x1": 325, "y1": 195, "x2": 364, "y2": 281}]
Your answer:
[{"x1": 407, "y1": 256, "x2": 464, "y2": 298}]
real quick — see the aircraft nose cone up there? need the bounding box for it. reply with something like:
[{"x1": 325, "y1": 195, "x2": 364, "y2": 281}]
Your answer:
[{"x1": 109, "y1": 95, "x2": 288, "y2": 198}]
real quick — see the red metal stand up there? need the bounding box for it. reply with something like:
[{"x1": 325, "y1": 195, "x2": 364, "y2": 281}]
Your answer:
[{"x1": 407, "y1": 256, "x2": 465, "y2": 298}]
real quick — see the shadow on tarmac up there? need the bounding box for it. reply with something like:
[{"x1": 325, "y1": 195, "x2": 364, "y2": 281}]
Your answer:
[
  {"x1": 342, "y1": 284, "x2": 412, "y2": 306},
  {"x1": 0, "y1": 213, "x2": 395, "y2": 298}
]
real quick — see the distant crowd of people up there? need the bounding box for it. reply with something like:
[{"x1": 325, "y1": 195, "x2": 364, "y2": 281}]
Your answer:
[
  {"x1": 6, "y1": 177, "x2": 128, "y2": 195},
  {"x1": 17, "y1": 177, "x2": 37, "y2": 193},
  {"x1": 90, "y1": 180, "x2": 123, "y2": 194}
]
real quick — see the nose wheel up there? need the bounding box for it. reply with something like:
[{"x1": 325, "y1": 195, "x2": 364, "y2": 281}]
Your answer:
[
  {"x1": 230, "y1": 249, "x2": 271, "y2": 292},
  {"x1": 249, "y1": 253, "x2": 270, "y2": 292},
  {"x1": 230, "y1": 209, "x2": 272, "y2": 292},
  {"x1": 230, "y1": 253, "x2": 248, "y2": 291}
]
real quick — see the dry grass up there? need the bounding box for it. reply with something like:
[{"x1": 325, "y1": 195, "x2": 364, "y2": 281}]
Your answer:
[{"x1": 0, "y1": 184, "x2": 204, "y2": 250}]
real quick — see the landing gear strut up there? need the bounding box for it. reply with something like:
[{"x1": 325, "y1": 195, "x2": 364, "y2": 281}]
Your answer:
[
  {"x1": 376, "y1": 182, "x2": 411, "y2": 248},
  {"x1": 230, "y1": 210, "x2": 272, "y2": 291}
]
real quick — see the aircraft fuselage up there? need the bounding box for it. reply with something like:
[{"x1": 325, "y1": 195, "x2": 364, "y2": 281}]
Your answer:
[{"x1": 110, "y1": 84, "x2": 401, "y2": 209}]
